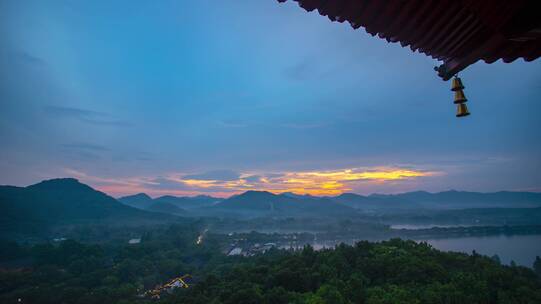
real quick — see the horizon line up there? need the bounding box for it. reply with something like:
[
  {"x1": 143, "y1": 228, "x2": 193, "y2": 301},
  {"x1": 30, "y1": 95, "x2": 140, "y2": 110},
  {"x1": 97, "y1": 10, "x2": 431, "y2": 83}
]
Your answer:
[{"x1": 5, "y1": 177, "x2": 541, "y2": 200}]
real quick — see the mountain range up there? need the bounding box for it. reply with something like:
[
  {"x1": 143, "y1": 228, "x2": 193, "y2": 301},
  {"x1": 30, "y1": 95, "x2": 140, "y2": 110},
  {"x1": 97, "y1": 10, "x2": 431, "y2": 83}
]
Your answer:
[
  {"x1": 119, "y1": 190, "x2": 358, "y2": 218},
  {"x1": 363, "y1": 190, "x2": 541, "y2": 209},
  {"x1": 118, "y1": 187, "x2": 541, "y2": 218},
  {"x1": 2, "y1": 178, "x2": 541, "y2": 236},
  {"x1": 209, "y1": 190, "x2": 355, "y2": 218}
]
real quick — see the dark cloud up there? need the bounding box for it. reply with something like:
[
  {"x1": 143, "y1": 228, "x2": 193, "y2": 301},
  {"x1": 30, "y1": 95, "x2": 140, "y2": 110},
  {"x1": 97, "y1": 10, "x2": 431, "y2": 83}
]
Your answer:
[
  {"x1": 62, "y1": 150, "x2": 101, "y2": 162},
  {"x1": 43, "y1": 106, "x2": 131, "y2": 127},
  {"x1": 183, "y1": 170, "x2": 241, "y2": 181},
  {"x1": 61, "y1": 142, "x2": 110, "y2": 152},
  {"x1": 136, "y1": 157, "x2": 152, "y2": 161},
  {"x1": 135, "y1": 153, "x2": 154, "y2": 161},
  {"x1": 146, "y1": 177, "x2": 192, "y2": 190},
  {"x1": 218, "y1": 120, "x2": 248, "y2": 128},
  {"x1": 13, "y1": 51, "x2": 47, "y2": 66},
  {"x1": 283, "y1": 60, "x2": 315, "y2": 81},
  {"x1": 279, "y1": 122, "x2": 328, "y2": 129},
  {"x1": 264, "y1": 173, "x2": 285, "y2": 179},
  {"x1": 243, "y1": 175, "x2": 262, "y2": 183},
  {"x1": 60, "y1": 143, "x2": 109, "y2": 162}
]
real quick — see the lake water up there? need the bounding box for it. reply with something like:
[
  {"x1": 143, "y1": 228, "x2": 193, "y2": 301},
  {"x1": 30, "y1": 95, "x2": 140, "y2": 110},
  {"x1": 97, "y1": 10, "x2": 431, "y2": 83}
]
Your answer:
[
  {"x1": 390, "y1": 224, "x2": 477, "y2": 229},
  {"x1": 420, "y1": 234, "x2": 541, "y2": 267},
  {"x1": 284, "y1": 234, "x2": 541, "y2": 268}
]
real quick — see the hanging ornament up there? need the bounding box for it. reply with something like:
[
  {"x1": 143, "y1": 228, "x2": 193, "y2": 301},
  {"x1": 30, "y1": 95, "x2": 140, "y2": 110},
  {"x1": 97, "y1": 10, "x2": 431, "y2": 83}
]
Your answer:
[
  {"x1": 451, "y1": 75, "x2": 470, "y2": 117},
  {"x1": 456, "y1": 103, "x2": 470, "y2": 117}
]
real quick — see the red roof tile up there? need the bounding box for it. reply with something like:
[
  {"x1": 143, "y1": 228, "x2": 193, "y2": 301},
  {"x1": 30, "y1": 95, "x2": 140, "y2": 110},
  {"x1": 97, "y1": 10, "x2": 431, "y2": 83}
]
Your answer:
[{"x1": 278, "y1": 0, "x2": 541, "y2": 80}]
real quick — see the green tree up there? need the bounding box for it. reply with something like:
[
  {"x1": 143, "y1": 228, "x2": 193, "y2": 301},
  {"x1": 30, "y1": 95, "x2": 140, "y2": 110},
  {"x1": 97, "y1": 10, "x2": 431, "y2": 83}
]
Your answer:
[
  {"x1": 264, "y1": 287, "x2": 290, "y2": 304},
  {"x1": 534, "y1": 256, "x2": 541, "y2": 277},
  {"x1": 315, "y1": 284, "x2": 347, "y2": 304}
]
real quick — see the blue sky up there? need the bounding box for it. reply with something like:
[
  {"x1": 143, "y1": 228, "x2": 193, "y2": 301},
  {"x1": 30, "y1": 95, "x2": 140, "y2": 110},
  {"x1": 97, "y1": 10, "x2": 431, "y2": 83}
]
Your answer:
[{"x1": 1, "y1": 0, "x2": 540, "y2": 197}]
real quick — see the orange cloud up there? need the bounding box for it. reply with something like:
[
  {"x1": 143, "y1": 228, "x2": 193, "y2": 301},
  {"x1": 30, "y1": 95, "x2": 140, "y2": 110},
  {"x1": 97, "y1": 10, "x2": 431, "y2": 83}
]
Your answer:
[
  {"x1": 174, "y1": 167, "x2": 438, "y2": 196},
  {"x1": 64, "y1": 167, "x2": 440, "y2": 197}
]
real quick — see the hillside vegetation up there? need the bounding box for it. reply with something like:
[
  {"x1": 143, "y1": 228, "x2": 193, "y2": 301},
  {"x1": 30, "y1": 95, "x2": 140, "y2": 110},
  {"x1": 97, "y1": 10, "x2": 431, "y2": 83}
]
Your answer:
[{"x1": 1, "y1": 229, "x2": 540, "y2": 304}]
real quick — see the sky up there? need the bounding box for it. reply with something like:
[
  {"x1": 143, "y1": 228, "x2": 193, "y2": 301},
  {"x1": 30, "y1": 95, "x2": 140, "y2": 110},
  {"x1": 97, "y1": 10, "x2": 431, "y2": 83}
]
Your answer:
[{"x1": 1, "y1": 0, "x2": 540, "y2": 198}]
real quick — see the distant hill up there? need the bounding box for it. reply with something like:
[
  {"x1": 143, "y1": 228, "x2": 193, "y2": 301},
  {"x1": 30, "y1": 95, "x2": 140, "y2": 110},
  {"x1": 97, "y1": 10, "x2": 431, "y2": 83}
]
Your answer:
[
  {"x1": 0, "y1": 178, "x2": 174, "y2": 237},
  {"x1": 154, "y1": 195, "x2": 219, "y2": 210},
  {"x1": 280, "y1": 192, "x2": 315, "y2": 199},
  {"x1": 196, "y1": 189, "x2": 540, "y2": 218},
  {"x1": 116, "y1": 189, "x2": 541, "y2": 218},
  {"x1": 376, "y1": 206, "x2": 541, "y2": 227},
  {"x1": 118, "y1": 193, "x2": 154, "y2": 209},
  {"x1": 118, "y1": 193, "x2": 220, "y2": 213},
  {"x1": 210, "y1": 190, "x2": 356, "y2": 218},
  {"x1": 328, "y1": 191, "x2": 541, "y2": 213},
  {"x1": 146, "y1": 201, "x2": 187, "y2": 215},
  {"x1": 363, "y1": 190, "x2": 541, "y2": 210},
  {"x1": 331, "y1": 193, "x2": 416, "y2": 211}
]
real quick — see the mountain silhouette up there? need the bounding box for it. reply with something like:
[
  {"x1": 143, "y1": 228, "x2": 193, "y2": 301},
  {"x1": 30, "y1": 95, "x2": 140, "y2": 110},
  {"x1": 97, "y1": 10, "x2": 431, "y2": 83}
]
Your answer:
[
  {"x1": 118, "y1": 193, "x2": 220, "y2": 211},
  {"x1": 118, "y1": 193, "x2": 154, "y2": 209},
  {"x1": 146, "y1": 201, "x2": 187, "y2": 215},
  {"x1": 211, "y1": 190, "x2": 355, "y2": 218},
  {"x1": 0, "y1": 178, "x2": 172, "y2": 236},
  {"x1": 359, "y1": 190, "x2": 541, "y2": 210}
]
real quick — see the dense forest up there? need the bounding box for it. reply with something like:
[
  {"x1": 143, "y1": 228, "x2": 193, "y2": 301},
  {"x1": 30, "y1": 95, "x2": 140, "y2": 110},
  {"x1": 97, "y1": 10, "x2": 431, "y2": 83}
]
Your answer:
[{"x1": 1, "y1": 224, "x2": 541, "y2": 304}]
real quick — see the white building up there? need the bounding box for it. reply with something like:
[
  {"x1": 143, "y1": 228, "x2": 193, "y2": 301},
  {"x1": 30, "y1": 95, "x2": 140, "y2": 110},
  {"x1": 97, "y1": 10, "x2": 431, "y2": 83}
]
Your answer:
[
  {"x1": 128, "y1": 238, "x2": 141, "y2": 244},
  {"x1": 228, "y1": 247, "x2": 242, "y2": 256}
]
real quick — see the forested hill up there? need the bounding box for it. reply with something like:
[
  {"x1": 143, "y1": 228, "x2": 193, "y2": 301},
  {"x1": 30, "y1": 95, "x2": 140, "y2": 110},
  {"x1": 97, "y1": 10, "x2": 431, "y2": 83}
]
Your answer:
[
  {"x1": 1, "y1": 234, "x2": 540, "y2": 303},
  {"x1": 0, "y1": 178, "x2": 174, "y2": 237},
  {"x1": 171, "y1": 239, "x2": 541, "y2": 303},
  {"x1": 211, "y1": 190, "x2": 355, "y2": 217},
  {"x1": 118, "y1": 193, "x2": 218, "y2": 213},
  {"x1": 333, "y1": 191, "x2": 541, "y2": 210}
]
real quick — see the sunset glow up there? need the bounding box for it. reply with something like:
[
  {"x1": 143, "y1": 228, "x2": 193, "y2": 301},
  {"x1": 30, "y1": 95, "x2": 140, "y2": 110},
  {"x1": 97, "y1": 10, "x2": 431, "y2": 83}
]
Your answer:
[{"x1": 67, "y1": 167, "x2": 439, "y2": 197}]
